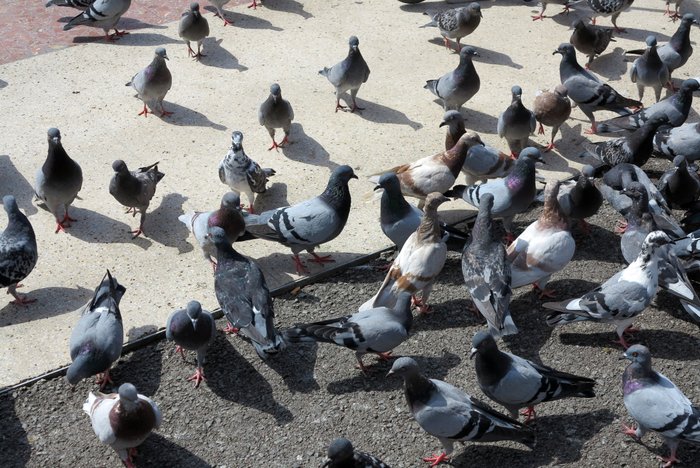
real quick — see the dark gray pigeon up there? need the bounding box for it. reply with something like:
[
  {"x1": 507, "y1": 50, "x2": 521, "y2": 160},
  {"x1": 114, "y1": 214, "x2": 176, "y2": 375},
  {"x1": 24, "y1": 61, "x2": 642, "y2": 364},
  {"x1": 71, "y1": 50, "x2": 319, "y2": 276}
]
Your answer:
[
  {"x1": 322, "y1": 438, "x2": 389, "y2": 468},
  {"x1": 258, "y1": 83, "x2": 294, "y2": 151},
  {"x1": 461, "y1": 193, "x2": 515, "y2": 338},
  {"x1": 126, "y1": 47, "x2": 173, "y2": 117},
  {"x1": 243, "y1": 165, "x2": 357, "y2": 274},
  {"x1": 166, "y1": 300, "x2": 216, "y2": 388},
  {"x1": 210, "y1": 226, "x2": 285, "y2": 358},
  {"x1": 653, "y1": 122, "x2": 700, "y2": 162},
  {"x1": 497, "y1": 85, "x2": 537, "y2": 157},
  {"x1": 570, "y1": 19, "x2": 615, "y2": 68},
  {"x1": 63, "y1": 0, "x2": 131, "y2": 40},
  {"x1": 422, "y1": 3, "x2": 483, "y2": 52},
  {"x1": 46, "y1": 0, "x2": 95, "y2": 8},
  {"x1": 586, "y1": 0, "x2": 634, "y2": 32},
  {"x1": 630, "y1": 36, "x2": 670, "y2": 102},
  {"x1": 284, "y1": 294, "x2": 412, "y2": 373},
  {"x1": 425, "y1": 46, "x2": 480, "y2": 111},
  {"x1": 109, "y1": 159, "x2": 165, "y2": 239},
  {"x1": 178, "y1": 2, "x2": 209, "y2": 61},
  {"x1": 388, "y1": 357, "x2": 534, "y2": 466},
  {"x1": 319, "y1": 36, "x2": 371, "y2": 113},
  {"x1": 658, "y1": 155, "x2": 700, "y2": 210},
  {"x1": 470, "y1": 331, "x2": 596, "y2": 421},
  {"x1": 621, "y1": 345, "x2": 700, "y2": 467},
  {"x1": 34, "y1": 128, "x2": 83, "y2": 233},
  {"x1": 556, "y1": 165, "x2": 603, "y2": 232},
  {"x1": 554, "y1": 42, "x2": 641, "y2": 134},
  {"x1": 439, "y1": 110, "x2": 466, "y2": 150},
  {"x1": 1, "y1": 196, "x2": 38, "y2": 305},
  {"x1": 67, "y1": 270, "x2": 126, "y2": 388},
  {"x1": 218, "y1": 131, "x2": 275, "y2": 213}
]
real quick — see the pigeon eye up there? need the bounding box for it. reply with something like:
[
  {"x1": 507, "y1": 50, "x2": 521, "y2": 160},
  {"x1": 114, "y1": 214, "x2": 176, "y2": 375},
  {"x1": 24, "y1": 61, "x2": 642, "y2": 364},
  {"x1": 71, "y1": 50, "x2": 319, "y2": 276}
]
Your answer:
[{"x1": 632, "y1": 352, "x2": 638, "y2": 357}]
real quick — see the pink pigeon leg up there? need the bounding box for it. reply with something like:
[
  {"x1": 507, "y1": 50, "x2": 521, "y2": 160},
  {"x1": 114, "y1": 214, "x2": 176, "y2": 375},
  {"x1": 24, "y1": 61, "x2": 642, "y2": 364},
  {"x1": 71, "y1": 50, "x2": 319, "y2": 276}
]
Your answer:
[
  {"x1": 223, "y1": 322, "x2": 239, "y2": 335},
  {"x1": 308, "y1": 252, "x2": 335, "y2": 266},
  {"x1": 96, "y1": 370, "x2": 113, "y2": 390},
  {"x1": 138, "y1": 104, "x2": 149, "y2": 117},
  {"x1": 7, "y1": 284, "x2": 36, "y2": 305},
  {"x1": 520, "y1": 406, "x2": 537, "y2": 423},
  {"x1": 187, "y1": 367, "x2": 206, "y2": 388},
  {"x1": 423, "y1": 452, "x2": 449, "y2": 466},
  {"x1": 174, "y1": 345, "x2": 186, "y2": 360},
  {"x1": 292, "y1": 255, "x2": 309, "y2": 275},
  {"x1": 621, "y1": 423, "x2": 639, "y2": 438}
]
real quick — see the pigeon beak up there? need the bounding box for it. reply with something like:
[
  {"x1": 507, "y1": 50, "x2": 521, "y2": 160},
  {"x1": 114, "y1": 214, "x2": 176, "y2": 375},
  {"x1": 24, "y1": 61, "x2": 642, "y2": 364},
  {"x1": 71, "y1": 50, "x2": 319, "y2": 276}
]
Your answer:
[
  {"x1": 552, "y1": 49, "x2": 561, "y2": 55},
  {"x1": 191, "y1": 318, "x2": 198, "y2": 331},
  {"x1": 351, "y1": 45, "x2": 358, "y2": 52},
  {"x1": 164, "y1": 54, "x2": 169, "y2": 61},
  {"x1": 386, "y1": 370, "x2": 394, "y2": 377},
  {"x1": 619, "y1": 354, "x2": 629, "y2": 360},
  {"x1": 479, "y1": 11, "x2": 483, "y2": 18},
  {"x1": 351, "y1": 174, "x2": 358, "y2": 180},
  {"x1": 469, "y1": 348, "x2": 477, "y2": 359},
  {"x1": 51, "y1": 137, "x2": 60, "y2": 144},
  {"x1": 439, "y1": 121, "x2": 448, "y2": 128},
  {"x1": 373, "y1": 185, "x2": 383, "y2": 192}
]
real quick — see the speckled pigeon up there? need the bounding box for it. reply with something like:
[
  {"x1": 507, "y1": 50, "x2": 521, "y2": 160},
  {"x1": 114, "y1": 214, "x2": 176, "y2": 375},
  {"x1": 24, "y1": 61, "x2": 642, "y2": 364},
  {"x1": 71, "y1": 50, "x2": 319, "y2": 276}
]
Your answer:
[
  {"x1": 653, "y1": 122, "x2": 700, "y2": 162},
  {"x1": 587, "y1": 0, "x2": 634, "y2": 32},
  {"x1": 46, "y1": 0, "x2": 95, "y2": 8},
  {"x1": 1, "y1": 196, "x2": 38, "y2": 305},
  {"x1": 422, "y1": 3, "x2": 482, "y2": 52}
]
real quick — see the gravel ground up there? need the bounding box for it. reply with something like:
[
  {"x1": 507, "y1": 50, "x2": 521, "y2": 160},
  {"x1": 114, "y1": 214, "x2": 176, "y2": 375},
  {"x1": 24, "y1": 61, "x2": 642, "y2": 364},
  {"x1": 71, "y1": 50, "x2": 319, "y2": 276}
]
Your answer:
[{"x1": 2, "y1": 159, "x2": 700, "y2": 468}]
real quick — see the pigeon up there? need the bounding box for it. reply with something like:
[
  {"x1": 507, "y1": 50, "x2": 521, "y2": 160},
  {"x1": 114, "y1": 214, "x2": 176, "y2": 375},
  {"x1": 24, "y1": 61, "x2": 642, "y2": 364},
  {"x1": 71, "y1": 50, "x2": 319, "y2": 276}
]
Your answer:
[
  {"x1": 461, "y1": 133, "x2": 514, "y2": 186},
  {"x1": 0, "y1": 196, "x2": 38, "y2": 305},
  {"x1": 580, "y1": 116, "x2": 670, "y2": 167},
  {"x1": 424, "y1": 46, "x2": 480, "y2": 111},
  {"x1": 34, "y1": 128, "x2": 83, "y2": 234},
  {"x1": 554, "y1": 42, "x2": 641, "y2": 134},
  {"x1": 508, "y1": 180, "x2": 575, "y2": 298},
  {"x1": 630, "y1": 36, "x2": 670, "y2": 102},
  {"x1": 439, "y1": 110, "x2": 465, "y2": 150},
  {"x1": 597, "y1": 79, "x2": 699, "y2": 133},
  {"x1": 621, "y1": 345, "x2": 700, "y2": 468},
  {"x1": 208, "y1": 0, "x2": 232, "y2": 25},
  {"x1": 83, "y1": 383, "x2": 161, "y2": 468},
  {"x1": 67, "y1": 270, "x2": 126, "y2": 388},
  {"x1": 445, "y1": 147, "x2": 545, "y2": 239},
  {"x1": 422, "y1": 3, "x2": 483, "y2": 52},
  {"x1": 470, "y1": 331, "x2": 596, "y2": 422},
  {"x1": 209, "y1": 226, "x2": 286, "y2": 358},
  {"x1": 258, "y1": 83, "x2": 294, "y2": 151},
  {"x1": 498, "y1": 85, "x2": 537, "y2": 158},
  {"x1": 533, "y1": 85, "x2": 572, "y2": 152},
  {"x1": 653, "y1": 121, "x2": 700, "y2": 162},
  {"x1": 218, "y1": 131, "x2": 275, "y2": 213},
  {"x1": 178, "y1": 2, "x2": 209, "y2": 61},
  {"x1": 322, "y1": 438, "x2": 389, "y2": 468},
  {"x1": 555, "y1": 165, "x2": 603, "y2": 232},
  {"x1": 166, "y1": 300, "x2": 216, "y2": 388},
  {"x1": 46, "y1": 0, "x2": 95, "y2": 8},
  {"x1": 179, "y1": 192, "x2": 246, "y2": 266},
  {"x1": 544, "y1": 231, "x2": 670, "y2": 348},
  {"x1": 570, "y1": 19, "x2": 615, "y2": 68},
  {"x1": 319, "y1": 36, "x2": 371, "y2": 113},
  {"x1": 388, "y1": 357, "x2": 535, "y2": 466},
  {"x1": 126, "y1": 47, "x2": 173, "y2": 118},
  {"x1": 461, "y1": 193, "x2": 516, "y2": 337},
  {"x1": 658, "y1": 155, "x2": 700, "y2": 210},
  {"x1": 109, "y1": 160, "x2": 165, "y2": 239},
  {"x1": 242, "y1": 165, "x2": 357, "y2": 274},
  {"x1": 587, "y1": 0, "x2": 634, "y2": 33},
  {"x1": 361, "y1": 193, "x2": 449, "y2": 314},
  {"x1": 63, "y1": 0, "x2": 131, "y2": 40},
  {"x1": 284, "y1": 294, "x2": 412, "y2": 373},
  {"x1": 662, "y1": 0, "x2": 684, "y2": 21},
  {"x1": 531, "y1": 0, "x2": 575, "y2": 21}
]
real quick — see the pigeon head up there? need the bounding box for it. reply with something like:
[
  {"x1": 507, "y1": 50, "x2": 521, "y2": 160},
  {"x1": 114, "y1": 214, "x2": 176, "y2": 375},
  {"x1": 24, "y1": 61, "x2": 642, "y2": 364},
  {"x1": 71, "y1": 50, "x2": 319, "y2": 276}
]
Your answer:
[
  {"x1": 469, "y1": 330, "x2": 498, "y2": 359},
  {"x1": 459, "y1": 46, "x2": 479, "y2": 61},
  {"x1": 423, "y1": 192, "x2": 449, "y2": 212},
  {"x1": 47, "y1": 128, "x2": 61, "y2": 144},
  {"x1": 117, "y1": 383, "x2": 140, "y2": 410},
  {"x1": 644, "y1": 35, "x2": 657, "y2": 48},
  {"x1": 375, "y1": 172, "x2": 401, "y2": 193},
  {"x1": 458, "y1": 131, "x2": 485, "y2": 148},
  {"x1": 620, "y1": 181, "x2": 646, "y2": 201},
  {"x1": 553, "y1": 43, "x2": 575, "y2": 59},
  {"x1": 571, "y1": 18, "x2": 585, "y2": 30},
  {"x1": 269, "y1": 83, "x2": 281, "y2": 102},
  {"x1": 155, "y1": 47, "x2": 169, "y2": 61},
  {"x1": 326, "y1": 438, "x2": 354, "y2": 464},
  {"x1": 641, "y1": 230, "x2": 671, "y2": 252},
  {"x1": 230, "y1": 131, "x2": 244, "y2": 151},
  {"x1": 673, "y1": 155, "x2": 687, "y2": 168},
  {"x1": 189, "y1": 2, "x2": 200, "y2": 12},
  {"x1": 205, "y1": 226, "x2": 229, "y2": 247},
  {"x1": 467, "y1": 2, "x2": 482, "y2": 17},
  {"x1": 554, "y1": 84, "x2": 569, "y2": 98},
  {"x1": 478, "y1": 192, "x2": 495, "y2": 212},
  {"x1": 112, "y1": 160, "x2": 129, "y2": 174},
  {"x1": 622, "y1": 344, "x2": 651, "y2": 368},
  {"x1": 511, "y1": 85, "x2": 523, "y2": 100},
  {"x1": 439, "y1": 110, "x2": 463, "y2": 128},
  {"x1": 581, "y1": 165, "x2": 595, "y2": 178},
  {"x1": 186, "y1": 300, "x2": 202, "y2": 330},
  {"x1": 680, "y1": 79, "x2": 700, "y2": 93},
  {"x1": 387, "y1": 356, "x2": 420, "y2": 378},
  {"x1": 348, "y1": 36, "x2": 359, "y2": 52},
  {"x1": 3, "y1": 195, "x2": 18, "y2": 214},
  {"x1": 518, "y1": 147, "x2": 546, "y2": 164},
  {"x1": 330, "y1": 165, "x2": 358, "y2": 184},
  {"x1": 221, "y1": 192, "x2": 242, "y2": 210},
  {"x1": 680, "y1": 13, "x2": 698, "y2": 26}
]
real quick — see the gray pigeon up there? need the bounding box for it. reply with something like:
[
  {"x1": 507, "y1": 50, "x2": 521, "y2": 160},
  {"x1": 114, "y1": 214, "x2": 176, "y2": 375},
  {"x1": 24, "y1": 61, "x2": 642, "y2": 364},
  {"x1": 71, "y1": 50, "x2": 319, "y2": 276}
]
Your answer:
[
  {"x1": 439, "y1": 110, "x2": 465, "y2": 150},
  {"x1": 556, "y1": 165, "x2": 603, "y2": 232},
  {"x1": 531, "y1": 0, "x2": 574, "y2": 21},
  {"x1": 422, "y1": 3, "x2": 482, "y2": 52},
  {"x1": 445, "y1": 147, "x2": 545, "y2": 239},
  {"x1": 570, "y1": 19, "x2": 615, "y2": 68},
  {"x1": 284, "y1": 294, "x2": 412, "y2": 373},
  {"x1": 0, "y1": 196, "x2": 38, "y2": 305},
  {"x1": 621, "y1": 345, "x2": 700, "y2": 467},
  {"x1": 587, "y1": 0, "x2": 634, "y2": 32},
  {"x1": 554, "y1": 42, "x2": 641, "y2": 134},
  {"x1": 109, "y1": 160, "x2": 165, "y2": 239},
  {"x1": 630, "y1": 36, "x2": 670, "y2": 102},
  {"x1": 258, "y1": 83, "x2": 294, "y2": 151},
  {"x1": 210, "y1": 226, "x2": 286, "y2": 358},
  {"x1": 46, "y1": 0, "x2": 95, "y2": 8},
  {"x1": 597, "y1": 78, "x2": 699, "y2": 133},
  {"x1": 322, "y1": 438, "x2": 389, "y2": 468},
  {"x1": 461, "y1": 132, "x2": 514, "y2": 186},
  {"x1": 461, "y1": 193, "x2": 515, "y2": 338},
  {"x1": 470, "y1": 331, "x2": 596, "y2": 421},
  {"x1": 497, "y1": 85, "x2": 537, "y2": 157},
  {"x1": 424, "y1": 46, "x2": 480, "y2": 111},
  {"x1": 544, "y1": 231, "x2": 669, "y2": 348},
  {"x1": 63, "y1": 0, "x2": 131, "y2": 40},
  {"x1": 319, "y1": 36, "x2": 371, "y2": 113},
  {"x1": 218, "y1": 131, "x2": 275, "y2": 213},
  {"x1": 388, "y1": 357, "x2": 535, "y2": 466},
  {"x1": 166, "y1": 300, "x2": 216, "y2": 388},
  {"x1": 243, "y1": 165, "x2": 357, "y2": 274},
  {"x1": 34, "y1": 128, "x2": 83, "y2": 233},
  {"x1": 533, "y1": 85, "x2": 572, "y2": 152},
  {"x1": 657, "y1": 155, "x2": 700, "y2": 210},
  {"x1": 653, "y1": 122, "x2": 700, "y2": 162},
  {"x1": 663, "y1": 0, "x2": 683, "y2": 20},
  {"x1": 208, "y1": 0, "x2": 232, "y2": 25},
  {"x1": 178, "y1": 2, "x2": 209, "y2": 61},
  {"x1": 126, "y1": 47, "x2": 173, "y2": 117},
  {"x1": 67, "y1": 270, "x2": 126, "y2": 388}
]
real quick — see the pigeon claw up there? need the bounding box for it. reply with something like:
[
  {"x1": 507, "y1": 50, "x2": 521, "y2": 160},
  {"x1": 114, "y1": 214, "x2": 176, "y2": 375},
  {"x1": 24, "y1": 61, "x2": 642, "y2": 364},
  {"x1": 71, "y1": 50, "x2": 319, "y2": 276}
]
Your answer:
[
  {"x1": 660, "y1": 451, "x2": 681, "y2": 468},
  {"x1": 96, "y1": 370, "x2": 113, "y2": 390},
  {"x1": 292, "y1": 255, "x2": 309, "y2": 275},
  {"x1": 543, "y1": 142, "x2": 556, "y2": 153},
  {"x1": 615, "y1": 219, "x2": 628, "y2": 234},
  {"x1": 621, "y1": 423, "x2": 640, "y2": 439},
  {"x1": 422, "y1": 452, "x2": 449, "y2": 466},
  {"x1": 612, "y1": 334, "x2": 631, "y2": 349},
  {"x1": 520, "y1": 406, "x2": 537, "y2": 423},
  {"x1": 175, "y1": 345, "x2": 187, "y2": 360},
  {"x1": 130, "y1": 228, "x2": 144, "y2": 239},
  {"x1": 247, "y1": 0, "x2": 260, "y2": 9},
  {"x1": 412, "y1": 296, "x2": 433, "y2": 314},
  {"x1": 138, "y1": 105, "x2": 149, "y2": 117},
  {"x1": 531, "y1": 14, "x2": 546, "y2": 21},
  {"x1": 223, "y1": 323, "x2": 239, "y2": 335},
  {"x1": 376, "y1": 351, "x2": 395, "y2": 361},
  {"x1": 309, "y1": 253, "x2": 335, "y2": 266},
  {"x1": 8, "y1": 286, "x2": 36, "y2": 305},
  {"x1": 533, "y1": 283, "x2": 557, "y2": 299},
  {"x1": 186, "y1": 367, "x2": 206, "y2": 388}
]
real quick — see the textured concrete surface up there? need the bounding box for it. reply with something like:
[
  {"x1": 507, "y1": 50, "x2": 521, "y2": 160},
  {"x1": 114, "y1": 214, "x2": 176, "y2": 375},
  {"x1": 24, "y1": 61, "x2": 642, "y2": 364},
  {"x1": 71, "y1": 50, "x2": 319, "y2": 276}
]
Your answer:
[{"x1": 0, "y1": 0, "x2": 698, "y2": 386}]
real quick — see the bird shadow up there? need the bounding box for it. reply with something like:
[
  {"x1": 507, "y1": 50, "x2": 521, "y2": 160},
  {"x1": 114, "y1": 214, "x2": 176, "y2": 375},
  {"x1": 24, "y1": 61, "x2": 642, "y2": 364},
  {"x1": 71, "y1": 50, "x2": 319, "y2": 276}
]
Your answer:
[
  {"x1": 147, "y1": 193, "x2": 194, "y2": 254},
  {"x1": 0, "y1": 395, "x2": 30, "y2": 468},
  {"x1": 501, "y1": 295, "x2": 557, "y2": 363},
  {"x1": 206, "y1": 334, "x2": 294, "y2": 425},
  {"x1": 0, "y1": 285, "x2": 92, "y2": 326},
  {"x1": 57, "y1": 206, "x2": 152, "y2": 249},
  {"x1": 158, "y1": 102, "x2": 227, "y2": 130},
  {"x1": 412, "y1": 299, "x2": 480, "y2": 332},
  {"x1": 248, "y1": 181, "x2": 290, "y2": 213},
  {"x1": 138, "y1": 433, "x2": 210, "y2": 468},
  {"x1": 0, "y1": 154, "x2": 38, "y2": 216},
  {"x1": 654, "y1": 291, "x2": 700, "y2": 327},
  {"x1": 326, "y1": 351, "x2": 462, "y2": 395},
  {"x1": 345, "y1": 99, "x2": 423, "y2": 130},
  {"x1": 0, "y1": 79, "x2": 7, "y2": 89},
  {"x1": 111, "y1": 344, "x2": 164, "y2": 396},
  {"x1": 460, "y1": 107, "x2": 500, "y2": 135},
  {"x1": 473, "y1": 46, "x2": 523, "y2": 70},
  {"x1": 261, "y1": 0, "x2": 313, "y2": 19},
  {"x1": 199, "y1": 37, "x2": 248, "y2": 71},
  {"x1": 265, "y1": 341, "x2": 321, "y2": 394},
  {"x1": 72, "y1": 33, "x2": 180, "y2": 46},
  {"x1": 567, "y1": 223, "x2": 626, "y2": 263},
  {"x1": 280, "y1": 123, "x2": 338, "y2": 170},
  {"x1": 590, "y1": 47, "x2": 627, "y2": 81},
  {"x1": 204, "y1": 8, "x2": 283, "y2": 31}
]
